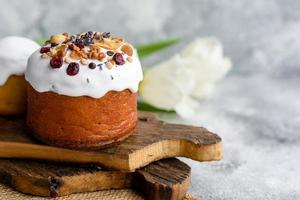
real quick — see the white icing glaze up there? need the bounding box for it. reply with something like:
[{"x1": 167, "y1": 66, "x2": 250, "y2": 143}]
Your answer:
[
  {"x1": 0, "y1": 36, "x2": 40, "y2": 85},
  {"x1": 25, "y1": 46, "x2": 143, "y2": 98}
]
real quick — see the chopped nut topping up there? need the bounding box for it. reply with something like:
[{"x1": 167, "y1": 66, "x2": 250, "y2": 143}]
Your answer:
[
  {"x1": 41, "y1": 53, "x2": 49, "y2": 58},
  {"x1": 64, "y1": 57, "x2": 72, "y2": 64},
  {"x1": 50, "y1": 34, "x2": 67, "y2": 44},
  {"x1": 80, "y1": 58, "x2": 89, "y2": 65},
  {"x1": 121, "y1": 44, "x2": 133, "y2": 56},
  {"x1": 62, "y1": 32, "x2": 69, "y2": 37},
  {"x1": 39, "y1": 31, "x2": 135, "y2": 76},
  {"x1": 98, "y1": 52, "x2": 106, "y2": 61},
  {"x1": 110, "y1": 60, "x2": 116, "y2": 65},
  {"x1": 50, "y1": 48, "x2": 57, "y2": 56},
  {"x1": 111, "y1": 36, "x2": 124, "y2": 42},
  {"x1": 70, "y1": 50, "x2": 84, "y2": 60},
  {"x1": 90, "y1": 51, "x2": 99, "y2": 59},
  {"x1": 56, "y1": 50, "x2": 65, "y2": 57},
  {"x1": 106, "y1": 62, "x2": 113, "y2": 69},
  {"x1": 56, "y1": 44, "x2": 67, "y2": 53},
  {"x1": 127, "y1": 57, "x2": 133, "y2": 63}
]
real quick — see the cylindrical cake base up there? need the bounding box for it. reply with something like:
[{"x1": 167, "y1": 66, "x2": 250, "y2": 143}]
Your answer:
[{"x1": 27, "y1": 85, "x2": 137, "y2": 150}]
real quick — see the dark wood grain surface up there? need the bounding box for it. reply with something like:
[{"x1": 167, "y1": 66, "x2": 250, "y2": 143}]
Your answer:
[
  {"x1": 0, "y1": 112, "x2": 222, "y2": 171},
  {"x1": 0, "y1": 158, "x2": 190, "y2": 200}
]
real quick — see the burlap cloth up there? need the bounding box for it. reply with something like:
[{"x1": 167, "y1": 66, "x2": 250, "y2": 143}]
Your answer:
[{"x1": 0, "y1": 184, "x2": 199, "y2": 200}]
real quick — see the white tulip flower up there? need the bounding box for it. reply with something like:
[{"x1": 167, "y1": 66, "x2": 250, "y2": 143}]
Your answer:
[{"x1": 139, "y1": 37, "x2": 232, "y2": 117}]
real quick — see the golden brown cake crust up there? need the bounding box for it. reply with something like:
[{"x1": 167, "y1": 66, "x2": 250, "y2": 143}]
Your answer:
[
  {"x1": 26, "y1": 85, "x2": 137, "y2": 149},
  {"x1": 0, "y1": 75, "x2": 27, "y2": 116}
]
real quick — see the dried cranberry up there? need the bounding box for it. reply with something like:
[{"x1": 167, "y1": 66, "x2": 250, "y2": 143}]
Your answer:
[
  {"x1": 67, "y1": 62, "x2": 79, "y2": 76},
  {"x1": 88, "y1": 62, "x2": 96, "y2": 69},
  {"x1": 50, "y1": 57, "x2": 63, "y2": 68},
  {"x1": 40, "y1": 47, "x2": 50, "y2": 53},
  {"x1": 106, "y1": 51, "x2": 114, "y2": 56},
  {"x1": 112, "y1": 53, "x2": 125, "y2": 65}
]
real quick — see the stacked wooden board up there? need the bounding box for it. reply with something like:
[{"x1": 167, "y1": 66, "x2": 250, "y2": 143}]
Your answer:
[{"x1": 0, "y1": 112, "x2": 222, "y2": 199}]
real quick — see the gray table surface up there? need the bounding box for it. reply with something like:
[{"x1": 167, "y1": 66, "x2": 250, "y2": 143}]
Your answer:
[{"x1": 0, "y1": 0, "x2": 299, "y2": 199}]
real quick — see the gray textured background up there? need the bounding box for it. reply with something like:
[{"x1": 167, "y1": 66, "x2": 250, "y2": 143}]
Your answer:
[{"x1": 0, "y1": 0, "x2": 300, "y2": 199}]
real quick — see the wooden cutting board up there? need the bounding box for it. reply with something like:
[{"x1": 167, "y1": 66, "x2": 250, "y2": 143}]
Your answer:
[
  {"x1": 0, "y1": 158, "x2": 190, "y2": 200},
  {"x1": 0, "y1": 112, "x2": 222, "y2": 171}
]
